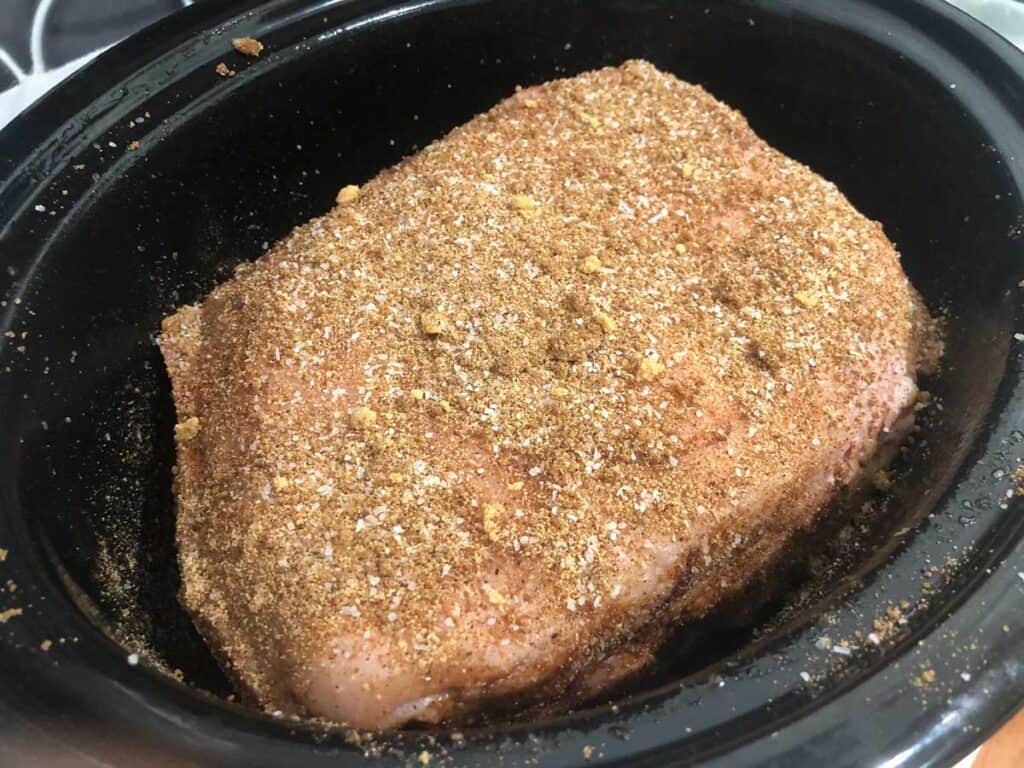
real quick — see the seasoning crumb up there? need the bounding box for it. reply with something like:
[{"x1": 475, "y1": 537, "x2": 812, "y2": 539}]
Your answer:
[
  {"x1": 482, "y1": 503, "x2": 504, "y2": 540},
  {"x1": 232, "y1": 37, "x2": 263, "y2": 57},
  {"x1": 577, "y1": 109, "x2": 601, "y2": 130},
  {"x1": 794, "y1": 290, "x2": 819, "y2": 308},
  {"x1": 510, "y1": 194, "x2": 539, "y2": 217},
  {"x1": 272, "y1": 476, "x2": 290, "y2": 491},
  {"x1": 40, "y1": 639, "x2": 52, "y2": 652},
  {"x1": 336, "y1": 184, "x2": 360, "y2": 205},
  {"x1": 582, "y1": 745, "x2": 595, "y2": 760},
  {"x1": 174, "y1": 416, "x2": 201, "y2": 442},
  {"x1": 419, "y1": 310, "x2": 448, "y2": 336},
  {"x1": 0, "y1": 608, "x2": 22, "y2": 623},
  {"x1": 0, "y1": 548, "x2": 6, "y2": 562},
  {"x1": 594, "y1": 310, "x2": 617, "y2": 333},
  {"x1": 872, "y1": 469, "x2": 892, "y2": 491},
  {"x1": 636, "y1": 354, "x2": 665, "y2": 382},
  {"x1": 349, "y1": 406, "x2": 377, "y2": 430},
  {"x1": 128, "y1": 140, "x2": 140, "y2": 151},
  {"x1": 418, "y1": 751, "x2": 431, "y2": 765},
  {"x1": 580, "y1": 255, "x2": 602, "y2": 274},
  {"x1": 524, "y1": 99, "x2": 539, "y2": 108},
  {"x1": 1013, "y1": 466, "x2": 1024, "y2": 494},
  {"x1": 215, "y1": 62, "x2": 236, "y2": 78}
]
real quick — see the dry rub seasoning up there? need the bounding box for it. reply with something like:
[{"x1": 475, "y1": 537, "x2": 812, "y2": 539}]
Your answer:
[{"x1": 159, "y1": 60, "x2": 939, "y2": 713}]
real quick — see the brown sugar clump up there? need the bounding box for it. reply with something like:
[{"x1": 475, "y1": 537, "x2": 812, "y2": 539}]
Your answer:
[{"x1": 232, "y1": 37, "x2": 263, "y2": 57}]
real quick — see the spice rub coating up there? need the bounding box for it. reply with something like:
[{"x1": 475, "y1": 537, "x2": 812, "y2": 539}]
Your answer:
[{"x1": 159, "y1": 60, "x2": 939, "y2": 727}]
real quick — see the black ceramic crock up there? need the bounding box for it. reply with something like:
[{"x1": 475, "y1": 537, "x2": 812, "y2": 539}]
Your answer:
[{"x1": 1, "y1": 1, "x2": 1023, "y2": 766}]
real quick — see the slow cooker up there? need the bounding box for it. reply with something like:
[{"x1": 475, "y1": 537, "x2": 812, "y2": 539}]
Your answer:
[{"x1": 0, "y1": 1, "x2": 1022, "y2": 765}]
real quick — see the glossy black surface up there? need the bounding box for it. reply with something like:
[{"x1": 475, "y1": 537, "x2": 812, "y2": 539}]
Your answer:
[{"x1": 1, "y1": 0, "x2": 1023, "y2": 766}]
